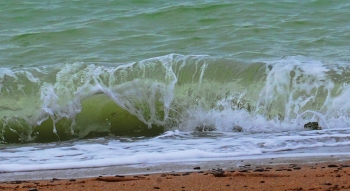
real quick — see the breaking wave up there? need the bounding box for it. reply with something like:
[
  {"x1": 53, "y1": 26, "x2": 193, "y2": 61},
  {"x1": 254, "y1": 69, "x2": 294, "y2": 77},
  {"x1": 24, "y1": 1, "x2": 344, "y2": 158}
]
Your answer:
[{"x1": 1, "y1": 54, "x2": 350, "y2": 143}]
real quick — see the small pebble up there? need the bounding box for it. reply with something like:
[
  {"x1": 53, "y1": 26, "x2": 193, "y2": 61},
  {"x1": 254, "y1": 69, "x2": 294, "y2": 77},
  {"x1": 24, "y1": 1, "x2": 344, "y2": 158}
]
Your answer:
[
  {"x1": 260, "y1": 180, "x2": 265, "y2": 183},
  {"x1": 193, "y1": 166, "x2": 201, "y2": 170},
  {"x1": 69, "y1": 179, "x2": 76, "y2": 182},
  {"x1": 28, "y1": 188, "x2": 38, "y2": 191},
  {"x1": 154, "y1": 186, "x2": 160, "y2": 189},
  {"x1": 182, "y1": 172, "x2": 190, "y2": 176},
  {"x1": 328, "y1": 164, "x2": 338, "y2": 168},
  {"x1": 213, "y1": 172, "x2": 225, "y2": 177},
  {"x1": 11, "y1": 180, "x2": 23, "y2": 184},
  {"x1": 253, "y1": 168, "x2": 264, "y2": 172}
]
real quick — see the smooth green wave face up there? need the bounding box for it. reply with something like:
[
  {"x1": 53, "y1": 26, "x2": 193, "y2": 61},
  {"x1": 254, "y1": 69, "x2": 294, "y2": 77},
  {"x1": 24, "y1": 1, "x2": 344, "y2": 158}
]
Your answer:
[{"x1": 1, "y1": 1, "x2": 350, "y2": 143}]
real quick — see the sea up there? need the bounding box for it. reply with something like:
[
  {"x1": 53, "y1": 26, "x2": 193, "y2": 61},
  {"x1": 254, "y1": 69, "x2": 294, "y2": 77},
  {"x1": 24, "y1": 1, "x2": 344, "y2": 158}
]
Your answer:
[{"x1": 1, "y1": 0, "x2": 350, "y2": 177}]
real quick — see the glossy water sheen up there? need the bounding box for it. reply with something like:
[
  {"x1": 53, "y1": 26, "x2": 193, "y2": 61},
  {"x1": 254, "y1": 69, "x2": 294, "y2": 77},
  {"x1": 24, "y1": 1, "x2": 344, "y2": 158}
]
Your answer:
[{"x1": 1, "y1": 1, "x2": 350, "y2": 173}]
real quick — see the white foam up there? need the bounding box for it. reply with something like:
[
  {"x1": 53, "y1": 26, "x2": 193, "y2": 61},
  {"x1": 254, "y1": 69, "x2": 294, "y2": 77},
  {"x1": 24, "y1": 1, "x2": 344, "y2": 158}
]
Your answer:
[{"x1": 2, "y1": 128, "x2": 350, "y2": 172}]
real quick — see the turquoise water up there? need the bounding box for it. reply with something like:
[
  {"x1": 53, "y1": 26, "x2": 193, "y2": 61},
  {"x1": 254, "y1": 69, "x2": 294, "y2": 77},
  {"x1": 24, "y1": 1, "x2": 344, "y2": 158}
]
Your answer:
[
  {"x1": 1, "y1": 1, "x2": 349, "y2": 67},
  {"x1": 1, "y1": 0, "x2": 350, "y2": 175}
]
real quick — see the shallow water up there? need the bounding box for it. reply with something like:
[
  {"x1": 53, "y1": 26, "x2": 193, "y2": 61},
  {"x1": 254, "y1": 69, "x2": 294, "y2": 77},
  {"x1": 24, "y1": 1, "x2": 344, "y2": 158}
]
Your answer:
[
  {"x1": 1, "y1": 0, "x2": 350, "y2": 173},
  {"x1": 2, "y1": 129, "x2": 350, "y2": 173}
]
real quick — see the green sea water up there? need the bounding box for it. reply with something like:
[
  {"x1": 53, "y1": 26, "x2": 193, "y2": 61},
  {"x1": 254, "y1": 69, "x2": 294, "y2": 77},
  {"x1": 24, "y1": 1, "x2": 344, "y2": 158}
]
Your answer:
[
  {"x1": 1, "y1": 0, "x2": 349, "y2": 67},
  {"x1": 1, "y1": 0, "x2": 350, "y2": 143}
]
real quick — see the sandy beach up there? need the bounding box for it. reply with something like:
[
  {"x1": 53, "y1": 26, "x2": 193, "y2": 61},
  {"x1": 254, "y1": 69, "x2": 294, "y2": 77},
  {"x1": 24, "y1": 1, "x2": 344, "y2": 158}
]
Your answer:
[{"x1": 1, "y1": 159, "x2": 350, "y2": 191}]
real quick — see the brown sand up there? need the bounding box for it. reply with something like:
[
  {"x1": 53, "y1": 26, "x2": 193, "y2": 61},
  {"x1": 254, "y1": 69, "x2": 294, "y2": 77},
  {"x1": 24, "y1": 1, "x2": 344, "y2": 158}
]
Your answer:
[{"x1": 1, "y1": 161, "x2": 350, "y2": 191}]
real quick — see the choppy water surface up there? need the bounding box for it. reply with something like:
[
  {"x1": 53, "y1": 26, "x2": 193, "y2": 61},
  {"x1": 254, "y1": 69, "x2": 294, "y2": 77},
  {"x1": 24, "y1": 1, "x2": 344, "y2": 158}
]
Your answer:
[{"x1": 1, "y1": 0, "x2": 350, "y2": 173}]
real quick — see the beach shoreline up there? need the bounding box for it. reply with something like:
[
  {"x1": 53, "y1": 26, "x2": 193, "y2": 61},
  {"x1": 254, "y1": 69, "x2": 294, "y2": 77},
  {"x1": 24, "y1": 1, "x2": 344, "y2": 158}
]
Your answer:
[
  {"x1": 2, "y1": 155, "x2": 350, "y2": 190},
  {"x1": 2, "y1": 154, "x2": 350, "y2": 181}
]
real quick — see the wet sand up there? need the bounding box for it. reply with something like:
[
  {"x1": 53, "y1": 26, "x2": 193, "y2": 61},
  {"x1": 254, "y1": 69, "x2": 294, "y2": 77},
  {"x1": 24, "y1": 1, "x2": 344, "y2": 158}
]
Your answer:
[{"x1": 1, "y1": 160, "x2": 350, "y2": 191}]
